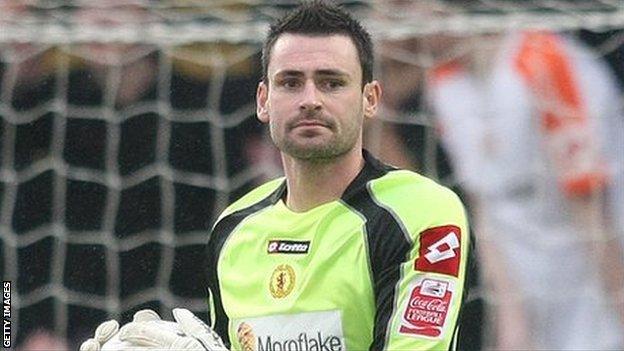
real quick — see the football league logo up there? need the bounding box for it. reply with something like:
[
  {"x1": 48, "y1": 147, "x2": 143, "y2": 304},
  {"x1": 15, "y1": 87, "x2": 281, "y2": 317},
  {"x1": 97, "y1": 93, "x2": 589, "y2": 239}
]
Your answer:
[
  {"x1": 269, "y1": 264, "x2": 296, "y2": 298},
  {"x1": 398, "y1": 277, "x2": 455, "y2": 339}
]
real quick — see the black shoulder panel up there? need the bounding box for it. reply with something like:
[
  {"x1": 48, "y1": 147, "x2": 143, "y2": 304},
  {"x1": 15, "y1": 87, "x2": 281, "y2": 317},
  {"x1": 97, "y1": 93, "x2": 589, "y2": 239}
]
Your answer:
[{"x1": 342, "y1": 151, "x2": 412, "y2": 350}]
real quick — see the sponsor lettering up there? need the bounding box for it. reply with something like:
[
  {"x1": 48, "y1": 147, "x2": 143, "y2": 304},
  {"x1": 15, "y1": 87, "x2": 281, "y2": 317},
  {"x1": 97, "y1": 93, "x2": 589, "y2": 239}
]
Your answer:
[
  {"x1": 267, "y1": 240, "x2": 310, "y2": 254},
  {"x1": 3, "y1": 281, "x2": 10, "y2": 348},
  {"x1": 399, "y1": 278, "x2": 454, "y2": 339},
  {"x1": 233, "y1": 311, "x2": 344, "y2": 351},
  {"x1": 258, "y1": 332, "x2": 343, "y2": 351},
  {"x1": 415, "y1": 225, "x2": 461, "y2": 277}
]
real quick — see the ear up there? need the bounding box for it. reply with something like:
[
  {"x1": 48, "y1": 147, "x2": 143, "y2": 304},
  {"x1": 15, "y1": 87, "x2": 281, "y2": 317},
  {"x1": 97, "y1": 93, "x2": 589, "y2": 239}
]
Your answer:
[
  {"x1": 362, "y1": 81, "x2": 382, "y2": 119},
  {"x1": 256, "y1": 81, "x2": 270, "y2": 123}
]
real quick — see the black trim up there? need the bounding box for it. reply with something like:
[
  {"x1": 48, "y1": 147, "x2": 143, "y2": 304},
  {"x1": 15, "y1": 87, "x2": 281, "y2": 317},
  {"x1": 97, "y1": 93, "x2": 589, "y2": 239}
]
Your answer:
[
  {"x1": 342, "y1": 149, "x2": 396, "y2": 201},
  {"x1": 205, "y1": 181, "x2": 286, "y2": 347},
  {"x1": 342, "y1": 151, "x2": 411, "y2": 351},
  {"x1": 449, "y1": 326, "x2": 459, "y2": 351}
]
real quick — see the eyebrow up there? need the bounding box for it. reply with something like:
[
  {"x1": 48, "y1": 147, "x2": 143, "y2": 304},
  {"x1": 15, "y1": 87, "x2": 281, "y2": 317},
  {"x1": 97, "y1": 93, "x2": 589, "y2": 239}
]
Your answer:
[
  {"x1": 274, "y1": 69, "x2": 350, "y2": 79},
  {"x1": 315, "y1": 69, "x2": 349, "y2": 78}
]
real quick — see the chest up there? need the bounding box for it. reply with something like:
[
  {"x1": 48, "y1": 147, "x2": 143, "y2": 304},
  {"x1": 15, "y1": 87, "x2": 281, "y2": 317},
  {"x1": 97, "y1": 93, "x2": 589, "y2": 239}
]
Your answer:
[
  {"x1": 217, "y1": 206, "x2": 373, "y2": 316},
  {"x1": 217, "y1": 206, "x2": 376, "y2": 350}
]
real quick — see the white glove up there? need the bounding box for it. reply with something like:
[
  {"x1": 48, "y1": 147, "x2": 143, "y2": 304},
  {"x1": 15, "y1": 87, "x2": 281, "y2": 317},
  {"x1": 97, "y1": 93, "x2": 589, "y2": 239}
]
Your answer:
[
  {"x1": 119, "y1": 308, "x2": 228, "y2": 351},
  {"x1": 79, "y1": 310, "x2": 168, "y2": 351},
  {"x1": 80, "y1": 319, "x2": 120, "y2": 351}
]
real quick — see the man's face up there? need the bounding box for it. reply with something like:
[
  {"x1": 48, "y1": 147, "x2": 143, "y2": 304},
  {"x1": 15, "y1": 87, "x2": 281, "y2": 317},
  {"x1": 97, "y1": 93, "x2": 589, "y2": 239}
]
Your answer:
[{"x1": 257, "y1": 34, "x2": 380, "y2": 161}]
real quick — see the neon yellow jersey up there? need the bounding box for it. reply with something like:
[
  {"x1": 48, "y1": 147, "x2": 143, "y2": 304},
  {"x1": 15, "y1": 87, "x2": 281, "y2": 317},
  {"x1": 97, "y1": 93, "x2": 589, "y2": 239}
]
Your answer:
[{"x1": 206, "y1": 150, "x2": 471, "y2": 350}]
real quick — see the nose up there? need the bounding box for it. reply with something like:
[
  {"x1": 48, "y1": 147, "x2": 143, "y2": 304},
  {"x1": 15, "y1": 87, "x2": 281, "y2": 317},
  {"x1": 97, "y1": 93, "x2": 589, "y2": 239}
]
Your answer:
[{"x1": 299, "y1": 80, "x2": 322, "y2": 112}]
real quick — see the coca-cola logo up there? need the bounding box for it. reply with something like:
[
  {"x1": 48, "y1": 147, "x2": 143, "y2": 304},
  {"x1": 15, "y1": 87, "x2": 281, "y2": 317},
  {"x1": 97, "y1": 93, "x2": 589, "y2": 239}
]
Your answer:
[
  {"x1": 398, "y1": 278, "x2": 454, "y2": 339},
  {"x1": 408, "y1": 296, "x2": 449, "y2": 313}
]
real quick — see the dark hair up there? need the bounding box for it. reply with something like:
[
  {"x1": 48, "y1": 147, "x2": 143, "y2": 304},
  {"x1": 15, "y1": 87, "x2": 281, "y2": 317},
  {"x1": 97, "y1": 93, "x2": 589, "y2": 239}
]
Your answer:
[{"x1": 261, "y1": 0, "x2": 374, "y2": 87}]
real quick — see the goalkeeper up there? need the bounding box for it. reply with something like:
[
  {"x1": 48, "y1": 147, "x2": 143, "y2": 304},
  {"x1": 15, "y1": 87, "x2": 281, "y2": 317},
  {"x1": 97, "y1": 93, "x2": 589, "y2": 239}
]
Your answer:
[{"x1": 81, "y1": 1, "x2": 472, "y2": 350}]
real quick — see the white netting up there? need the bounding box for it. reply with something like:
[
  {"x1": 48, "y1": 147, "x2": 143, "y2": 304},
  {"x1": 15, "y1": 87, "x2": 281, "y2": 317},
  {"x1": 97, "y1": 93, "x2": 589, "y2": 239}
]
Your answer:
[{"x1": 1, "y1": 1, "x2": 623, "y2": 348}]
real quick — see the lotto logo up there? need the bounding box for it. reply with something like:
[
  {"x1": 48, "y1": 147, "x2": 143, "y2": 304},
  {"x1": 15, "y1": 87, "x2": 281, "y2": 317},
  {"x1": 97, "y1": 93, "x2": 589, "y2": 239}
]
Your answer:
[
  {"x1": 415, "y1": 225, "x2": 461, "y2": 277},
  {"x1": 267, "y1": 240, "x2": 310, "y2": 254}
]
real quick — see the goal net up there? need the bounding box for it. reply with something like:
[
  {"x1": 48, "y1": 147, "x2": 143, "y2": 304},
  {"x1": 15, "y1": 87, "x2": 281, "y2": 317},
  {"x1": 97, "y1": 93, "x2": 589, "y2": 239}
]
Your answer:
[{"x1": 1, "y1": 1, "x2": 623, "y2": 349}]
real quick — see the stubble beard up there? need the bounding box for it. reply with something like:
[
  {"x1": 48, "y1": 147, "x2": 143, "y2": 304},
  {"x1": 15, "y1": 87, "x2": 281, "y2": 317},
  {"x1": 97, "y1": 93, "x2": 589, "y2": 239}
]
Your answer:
[{"x1": 271, "y1": 116, "x2": 361, "y2": 162}]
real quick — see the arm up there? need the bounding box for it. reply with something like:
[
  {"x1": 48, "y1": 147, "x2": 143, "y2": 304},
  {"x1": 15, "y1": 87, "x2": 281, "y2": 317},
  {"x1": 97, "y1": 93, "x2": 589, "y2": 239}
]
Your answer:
[
  {"x1": 568, "y1": 190, "x2": 624, "y2": 328},
  {"x1": 470, "y1": 196, "x2": 533, "y2": 350},
  {"x1": 373, "y1": 183, "x2": 471, "y2": 350}
]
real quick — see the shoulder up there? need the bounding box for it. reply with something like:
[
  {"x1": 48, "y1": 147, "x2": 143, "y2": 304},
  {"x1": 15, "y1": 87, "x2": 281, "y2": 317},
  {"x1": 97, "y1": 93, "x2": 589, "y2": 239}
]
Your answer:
[
  {"x1": 214, "y1": 177, "x2": 285, "y2": 226},
  {"x1": 368, "y1": 170, "x2": 466, "y2": 235},
  {"x1": 370, "y1": 169, "x2": 462, "y2": 208}
]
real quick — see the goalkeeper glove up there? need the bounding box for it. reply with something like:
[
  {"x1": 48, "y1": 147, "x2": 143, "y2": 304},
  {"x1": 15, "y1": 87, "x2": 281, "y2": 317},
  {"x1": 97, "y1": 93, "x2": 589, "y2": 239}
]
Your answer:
[
  {"x1": 80, "y1": 319, "x2": 119, "y2": 351},
  {"x1": 119, "y1": 308, "x2": 228, "y2": 351},
  {"x1": 79, "y1": 309, "x2": 161, "y2": 351}
]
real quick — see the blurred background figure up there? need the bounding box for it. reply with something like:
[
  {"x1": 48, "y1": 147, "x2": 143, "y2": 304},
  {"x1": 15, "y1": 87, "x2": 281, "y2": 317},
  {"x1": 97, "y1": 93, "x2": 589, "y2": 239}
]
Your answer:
[
  {"x1": 0, "y1": 1, "x2": 58, "y2": 112},
  {"x1": 427, "y1": 29, "x2": 624, "y2": 350},
  {"x1": 423, "y1": 7, "x2": 620, "y2": 351},
  {"x1": 69, "y1": 2, "x2": 159, "y2": 109},
  {"x1": 18, "y1": 329, "x2": 68, "y2": 351}
]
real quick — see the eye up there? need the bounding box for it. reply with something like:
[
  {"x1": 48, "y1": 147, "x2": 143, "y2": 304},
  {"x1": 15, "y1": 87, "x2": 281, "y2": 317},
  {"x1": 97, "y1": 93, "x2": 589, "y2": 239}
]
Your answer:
[
  {"x1": 279, "y1": 78, "x2": 301, "y2": 89},
  {"x1": 321, "y1": 79, "x2": 345, "y2": 90}
]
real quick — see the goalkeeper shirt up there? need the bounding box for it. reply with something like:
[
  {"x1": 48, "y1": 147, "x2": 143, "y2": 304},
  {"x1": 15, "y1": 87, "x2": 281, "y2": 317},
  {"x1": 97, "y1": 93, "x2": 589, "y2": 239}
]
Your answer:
[{"x1": 206, "y1": 150, "x2": 471, "y2": 351}]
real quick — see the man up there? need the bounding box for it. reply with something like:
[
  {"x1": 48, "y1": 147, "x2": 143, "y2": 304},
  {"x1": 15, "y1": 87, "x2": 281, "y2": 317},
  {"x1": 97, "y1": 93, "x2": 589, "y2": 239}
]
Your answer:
[
  {"x1": 427, "y1": 30, "x2": 624, "y2": 349},
  {"x1": 81, "y1": 2, "x2": 471, "y2": 350}
]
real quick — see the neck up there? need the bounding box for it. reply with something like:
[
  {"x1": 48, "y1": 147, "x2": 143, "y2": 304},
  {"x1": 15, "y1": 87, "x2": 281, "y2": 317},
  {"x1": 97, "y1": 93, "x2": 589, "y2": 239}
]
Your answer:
[{"x1": 282, "y1": 147, "x2": 364, "y2": 212}]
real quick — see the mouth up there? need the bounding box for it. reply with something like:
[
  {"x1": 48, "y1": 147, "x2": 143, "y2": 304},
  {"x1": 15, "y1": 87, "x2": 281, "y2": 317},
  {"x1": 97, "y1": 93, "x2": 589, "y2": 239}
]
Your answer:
[
  {"x1": 292, "y1": 119, "x2": 330, "y2": 129},
  {"x1": 295, "y1": 121, "x2": 325, "y2": 127}
]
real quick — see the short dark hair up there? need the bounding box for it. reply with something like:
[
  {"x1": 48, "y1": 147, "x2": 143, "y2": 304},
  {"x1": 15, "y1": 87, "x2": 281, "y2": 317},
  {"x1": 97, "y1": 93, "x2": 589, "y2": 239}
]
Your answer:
[{"x1": 261, "y1": 0, "x2": 374, "y2": 87}]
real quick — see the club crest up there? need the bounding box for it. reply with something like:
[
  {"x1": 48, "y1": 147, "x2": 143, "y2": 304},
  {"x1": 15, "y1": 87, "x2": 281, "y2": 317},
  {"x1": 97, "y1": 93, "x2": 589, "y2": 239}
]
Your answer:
[{"x1": 269, "y1": 264, "x2": 296, "y2": 299}]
